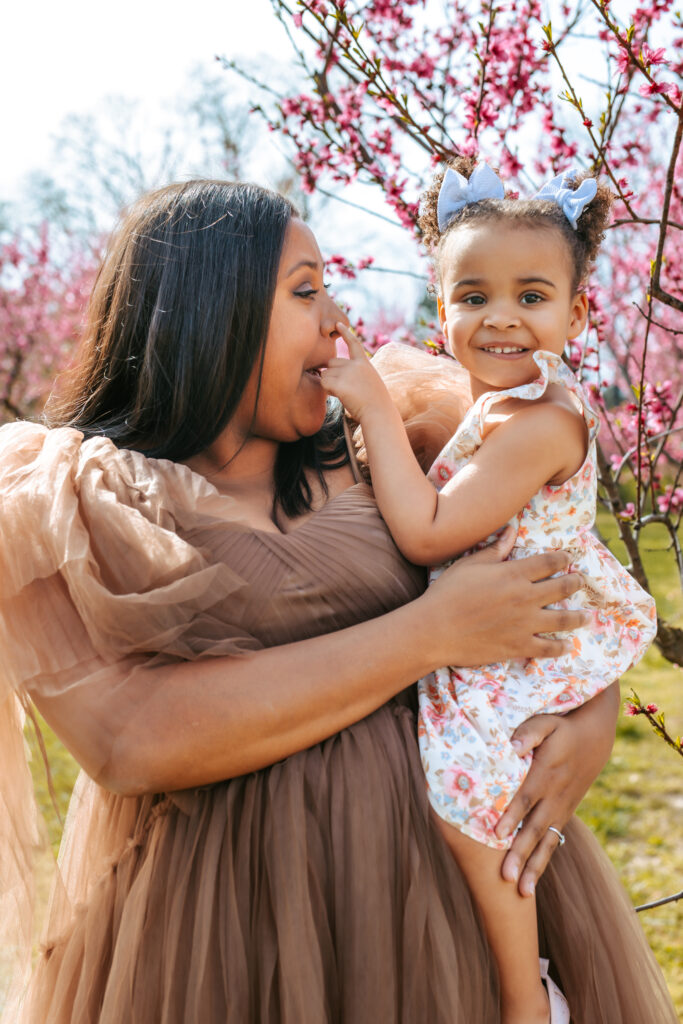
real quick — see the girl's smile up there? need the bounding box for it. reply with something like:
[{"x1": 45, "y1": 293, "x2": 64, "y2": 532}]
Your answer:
[{"x1": 438, "y1": 222, "x2": 588, "y2": 400}]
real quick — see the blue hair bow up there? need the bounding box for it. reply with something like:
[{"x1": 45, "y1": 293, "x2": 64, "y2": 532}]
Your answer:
[
  {"x1": 436, "y1": 162, "x2": 505, "y2": 231},
  {"x1": 532, "y1": 169, "x2": 597, "y2": 229}
]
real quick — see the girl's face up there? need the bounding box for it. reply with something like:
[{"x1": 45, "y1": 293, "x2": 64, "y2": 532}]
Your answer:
[
  {"x1": 233, "y1": 218, "x2": 347, "y2": 445},
  {"x1": 437, "y1": 221, "x2": 588, "y2": 400}
]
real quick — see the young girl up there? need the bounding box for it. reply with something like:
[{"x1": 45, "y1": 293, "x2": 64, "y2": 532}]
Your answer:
[{"x1": 321, "y1": 159, "x2": 657, "y2": 1024}]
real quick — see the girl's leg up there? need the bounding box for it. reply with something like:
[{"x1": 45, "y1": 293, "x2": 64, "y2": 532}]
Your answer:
[{"x1": 433, "y1": 812, "x2": 550, "y2": 1024}]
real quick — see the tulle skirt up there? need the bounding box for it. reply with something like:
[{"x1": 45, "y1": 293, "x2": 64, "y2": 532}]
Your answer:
[{"x1": 18, "y1": 701, "x2": 678, "y2": 1024}]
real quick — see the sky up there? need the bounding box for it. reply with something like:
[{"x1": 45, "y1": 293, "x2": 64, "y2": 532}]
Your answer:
[
  {"x1": 1, "y1": 0, "x2": 424, "y2": 316},
  {"x1": 4, "y1": 0, "x2": 612, "y2": 319},
  {"x1": 1, "y1": 0, "x2": 286, "y2": 198}
]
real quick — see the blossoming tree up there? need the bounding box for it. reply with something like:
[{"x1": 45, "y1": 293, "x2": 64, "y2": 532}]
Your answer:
[
  {"x1": 223, "y1": 0, "x2": 683, "y2": 688},
  {"x1": 0, "y1": 229, "x2": 95, "y2": 422}
]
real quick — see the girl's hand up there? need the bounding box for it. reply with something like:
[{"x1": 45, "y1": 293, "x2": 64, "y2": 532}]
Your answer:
[
  {"x1": 321, "y1": 323, "x2": 394, "y2": 423},
  {"x1": 494, "y1": 681, "x2": 619, "y2": 895}
]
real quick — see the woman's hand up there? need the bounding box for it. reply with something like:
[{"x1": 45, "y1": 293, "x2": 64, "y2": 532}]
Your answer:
[
  {"x1": 419, "y1": 527, "x2": 590, "y2": 668},
  {"x1": 494, "y1": 681, "x2": 620, "y2": 895}
]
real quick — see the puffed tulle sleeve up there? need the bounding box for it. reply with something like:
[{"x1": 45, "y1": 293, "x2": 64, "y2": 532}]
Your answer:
[
  {"x1": 351, "y1": 342, "x2": 472, "y2": 474},
  {"x1": 0, "y1": 422, "x2": 261, "y2": 1014}
]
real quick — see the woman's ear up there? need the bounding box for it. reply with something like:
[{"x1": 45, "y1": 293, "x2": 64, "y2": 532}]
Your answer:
[
  {"x1": 437, "y1": 296, "x2": 448, "y2": 340},
  {"x1": 567, "y1": 291, "x2": 589, "y2": 339}
]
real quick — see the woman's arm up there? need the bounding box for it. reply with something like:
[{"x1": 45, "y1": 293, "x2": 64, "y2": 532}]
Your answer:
[
  {"x1": 29, "y1": 533, "x2": 588, "y2": 796},
  {"x1": 495, "y1": 681, "x2": 620, "y2": 895}
]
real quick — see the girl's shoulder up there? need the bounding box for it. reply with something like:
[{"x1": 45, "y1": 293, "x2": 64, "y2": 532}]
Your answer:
[{"x1": 481, "y1": 383, "x2": 583, "y2": 440}]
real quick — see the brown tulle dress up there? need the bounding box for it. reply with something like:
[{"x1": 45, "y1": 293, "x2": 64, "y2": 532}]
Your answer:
[{"x1": 0, "y1": 352, "x2": 678, "y2": 1023}]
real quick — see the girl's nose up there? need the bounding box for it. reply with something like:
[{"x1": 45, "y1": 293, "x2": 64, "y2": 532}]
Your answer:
[{"x1": 483, "y1": 307, "x2": 521, "y2": 330}]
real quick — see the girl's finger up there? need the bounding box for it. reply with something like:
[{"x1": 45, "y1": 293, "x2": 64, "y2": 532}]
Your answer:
[{"x1": 336, "y1": 322, "x2": 368, "y2": 359}]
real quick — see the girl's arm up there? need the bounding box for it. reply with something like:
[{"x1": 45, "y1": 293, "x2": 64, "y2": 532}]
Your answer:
[
  {"x1": 29, "y1": 536, "x2": 589, "y2": 796},
  {"x1": 323, "y1": 326, "x2": 586, "y2": 566}
]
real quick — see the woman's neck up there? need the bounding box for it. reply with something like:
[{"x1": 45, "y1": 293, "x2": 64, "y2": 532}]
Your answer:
[{"x1": 185, "y1": 434, "x2": 278, "y2": 500}]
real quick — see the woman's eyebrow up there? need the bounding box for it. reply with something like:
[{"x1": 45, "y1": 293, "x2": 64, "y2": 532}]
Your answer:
[{"x1": 284, "y1": 259, "x2": 320, "y2": 277}]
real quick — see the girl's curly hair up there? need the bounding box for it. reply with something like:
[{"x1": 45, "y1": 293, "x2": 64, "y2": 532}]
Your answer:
[{"x1": 418, "y1": 156, "x2": 613, "y2": 292}]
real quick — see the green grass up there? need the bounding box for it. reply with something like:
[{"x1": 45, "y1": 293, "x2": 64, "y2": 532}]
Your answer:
[
  {"x1": 579, "y1": 507, "x2": 683, "y2": 1017},
  {"x1": 25, "y1": 505, "x2": 683, "y2": 1015},
  {"x1": 578, "y1": 647, "x2": 683, "y2": 1018}
]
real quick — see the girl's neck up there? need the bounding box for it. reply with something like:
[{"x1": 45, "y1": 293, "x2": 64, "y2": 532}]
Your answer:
[
  {"x1": 470, "y1": 373, "x2": 506, "y2": 402},
  {"x1": 469, "y1": 370, "x2": 539, "y2": 402}
]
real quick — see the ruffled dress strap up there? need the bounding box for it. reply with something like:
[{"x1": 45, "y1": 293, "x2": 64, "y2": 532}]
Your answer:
[{"x1": 475, "y1": 350, "x2": 600, "y2": 442}]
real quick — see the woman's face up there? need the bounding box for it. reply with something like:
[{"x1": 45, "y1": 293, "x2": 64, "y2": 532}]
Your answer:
[{"x1": 235, "y1": 218, "x2": 347, "y2": 445}]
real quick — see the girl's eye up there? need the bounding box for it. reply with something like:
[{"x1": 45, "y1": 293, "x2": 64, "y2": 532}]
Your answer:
[
  {"x1": 463, "y1": 294, "x2": 486, "y2": 306},
  {"x1": 521, "y1": 292, "x2": 543, "y2": 305}
]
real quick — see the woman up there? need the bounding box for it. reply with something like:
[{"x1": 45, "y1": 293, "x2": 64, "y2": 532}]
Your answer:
[{"x1": 0, "y1": 180, "x2": 675, "y2": 1023}]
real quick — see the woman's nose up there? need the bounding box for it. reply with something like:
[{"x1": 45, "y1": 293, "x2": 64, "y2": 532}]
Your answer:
[{"x1": 323, "y1": 296, "x2": 349, "y2": 338}]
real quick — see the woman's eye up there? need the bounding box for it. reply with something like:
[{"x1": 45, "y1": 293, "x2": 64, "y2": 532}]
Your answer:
[
  {"x1": 294, "y1": 288, "x2": 318, "y2": 299},
  {"x1": 521, "y1": 292, "x2": 543, "y2": 305}
]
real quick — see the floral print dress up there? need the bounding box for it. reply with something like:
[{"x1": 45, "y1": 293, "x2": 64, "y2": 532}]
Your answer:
[{"x1": 419, "y1": 350, "x2": 657, "y2": 849}]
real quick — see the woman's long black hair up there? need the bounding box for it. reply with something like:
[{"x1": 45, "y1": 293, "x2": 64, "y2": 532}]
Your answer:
[{"x1": 46, "y1": 179, "x2": 348, "y2": 517}]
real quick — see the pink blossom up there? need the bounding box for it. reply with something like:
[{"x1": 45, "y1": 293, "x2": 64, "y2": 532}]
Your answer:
[
  {"x1": 639, "y1": 79, "x2": 667, "y2": 97},
  {"x1": 641, "y1": 45, "x2": 668, "y2": 66}
]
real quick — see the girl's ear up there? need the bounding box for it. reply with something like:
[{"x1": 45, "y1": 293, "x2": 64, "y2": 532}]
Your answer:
[
  {"x1": 567, "y1": 291, "x2": 589, "y2": 339},
  {"x1": 437, "y1": 296, "x2": 448, "y2": 339}
]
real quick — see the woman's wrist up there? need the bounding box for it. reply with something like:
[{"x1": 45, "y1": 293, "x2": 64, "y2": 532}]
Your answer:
[{"x1": 564, "y1": 679, "x2": 619, "y2": 768}]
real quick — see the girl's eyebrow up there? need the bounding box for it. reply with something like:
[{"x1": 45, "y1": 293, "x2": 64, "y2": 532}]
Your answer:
[
  {"x1": 449, "y1": 275, "x2": 557, "y2": 290},
  {"x1": 517, "y1": 276, "x2": 556, "y2": 288},
  {"x1": 453, "y1": 277, "x2": 483, "y2": 286}
]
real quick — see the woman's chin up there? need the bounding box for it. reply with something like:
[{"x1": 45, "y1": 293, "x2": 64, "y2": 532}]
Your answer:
[{"x1": 295, "y1": 395, "x2": 329, "y2": 438}]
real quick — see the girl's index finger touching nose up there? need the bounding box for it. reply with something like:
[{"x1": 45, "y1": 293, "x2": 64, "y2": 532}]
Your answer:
[{"x1": 336, "y1": 322, "x2": 369, "y2": 359}]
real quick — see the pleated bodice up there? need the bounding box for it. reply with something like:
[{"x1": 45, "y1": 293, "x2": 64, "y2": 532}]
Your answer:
[{"x1": 181, "y1": 482, "x2": 425, "y2": 649}]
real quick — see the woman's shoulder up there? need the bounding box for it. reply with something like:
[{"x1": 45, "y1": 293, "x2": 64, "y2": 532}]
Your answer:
[
  {"x1": 0, "y1": 421, "x2": 254, "y2": 670},
  {"x1": 0, "y1": 421, "x2": 249, "y2": 601},
  {"x1": 0, "y1": 420, "x2": 241, "y2": 526}
]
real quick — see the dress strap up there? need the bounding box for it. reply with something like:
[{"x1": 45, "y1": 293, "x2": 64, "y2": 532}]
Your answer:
[
  {"x1": 476, "y1": 351, "x2": 600, "y2": 442},
  {"x1": 342, "y1": 415, "x2": 365, "y2": 484}
]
